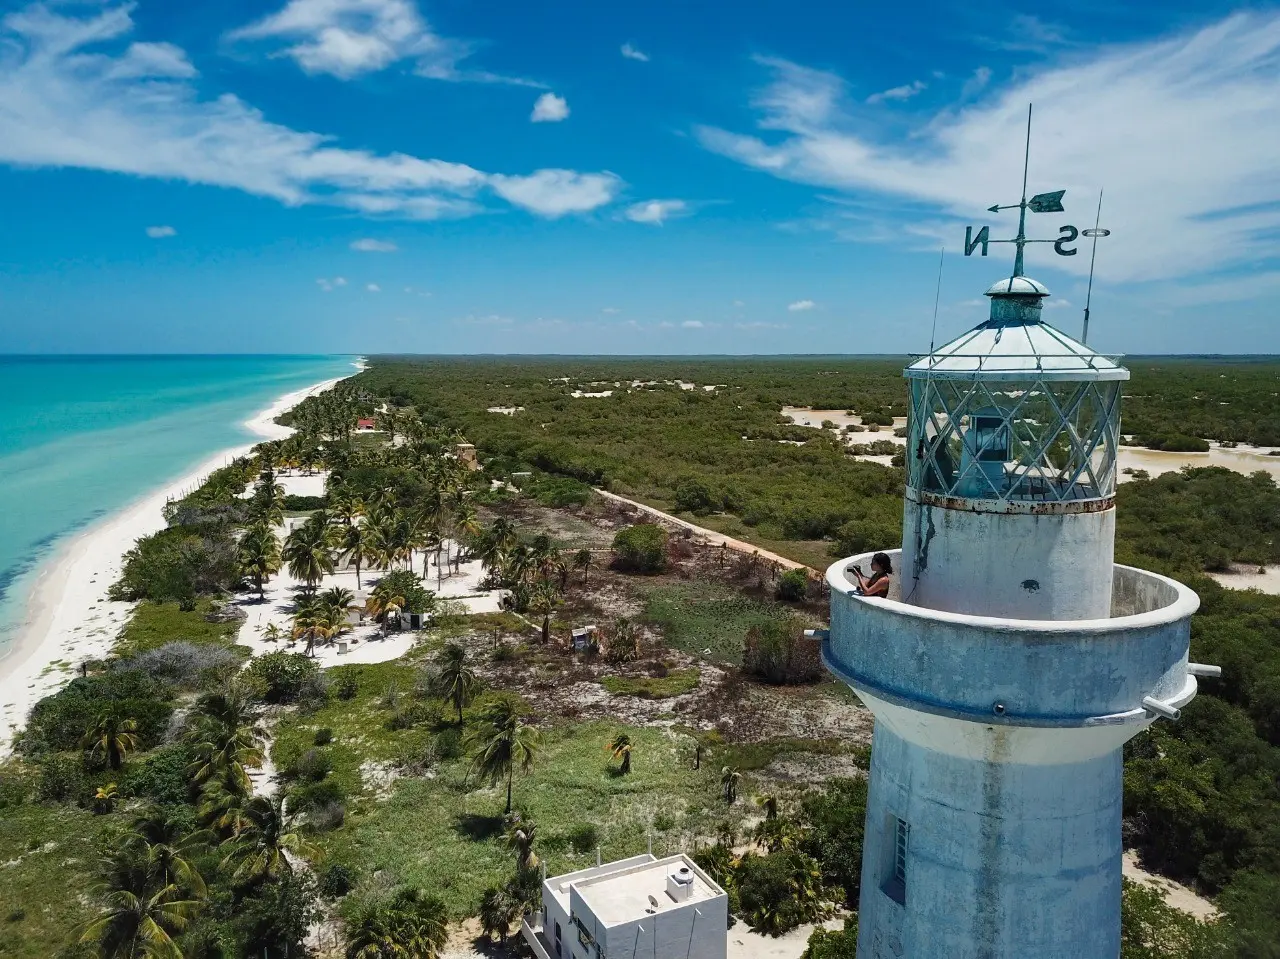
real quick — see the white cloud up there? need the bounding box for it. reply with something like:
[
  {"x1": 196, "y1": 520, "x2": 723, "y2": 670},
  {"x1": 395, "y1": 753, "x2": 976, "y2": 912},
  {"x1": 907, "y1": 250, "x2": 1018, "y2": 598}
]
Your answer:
[
  {"x1": 316, "y1": 275, "x2": 347, "y2": 291},
  {"x1": 624, "y1": 199, "x2": 687, "y2": 225},
  {"x1": 697, "y1": 15, "x2": 1280, "y2": 285},
  {"x1": 367, "y1": 283, "x2": 381, "y2": 292},
  {"x1": 682, "y1": 320, "x2": 704, "y2": 328},
  {"x1": 489, "y1": 170, "x2": 621, "y2": 217},
  {"x1": 351, "y1": 237, "x2": 397, "y2": 252},
  {"x1": 0, "y1": 5, "x2": 618, "y2": 221},
  {"x1": 601, "y1": 306, "x2": 620, "y2": 314},
  {"x1": 145, "y1": 225, "x2": 176, "y2": 238},
  {"x1": 960, "y1": 66, "x2": 992, "y2": 99},
  {"x1": 227, "y1": 0, "x2": 540, "y2": 85},
  {"x1": 109, "y1": 42, "x2": 196, "y2": 80},
  {"x1": 531, "y1": 92, "x2": 569, "y2": 123},
  {"x1": 732, "y1": 299, "x2": 745, "y2": 307},
  {"x1": 621, "y1": 43, "x2": 649, "y2": 62},
  {"x1": 788, "y1": 299, "x2": 816, "y2": 311},
  {"x1": 866, "y1": 80, "x2": 926, "y2": 104}
]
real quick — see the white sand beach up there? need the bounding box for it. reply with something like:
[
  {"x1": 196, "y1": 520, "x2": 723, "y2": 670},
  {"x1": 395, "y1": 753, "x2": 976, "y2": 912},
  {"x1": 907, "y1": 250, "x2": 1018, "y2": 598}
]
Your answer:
[{"x1": 0, "y1": 375, "x2": 346, "y2": 756}]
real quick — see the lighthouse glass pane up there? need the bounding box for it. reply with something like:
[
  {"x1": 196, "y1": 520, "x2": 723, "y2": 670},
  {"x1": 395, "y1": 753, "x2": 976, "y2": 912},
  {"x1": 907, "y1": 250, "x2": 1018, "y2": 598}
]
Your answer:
[{"x1": 908, "y1": 376, "x2": 1120, "y2": 502}]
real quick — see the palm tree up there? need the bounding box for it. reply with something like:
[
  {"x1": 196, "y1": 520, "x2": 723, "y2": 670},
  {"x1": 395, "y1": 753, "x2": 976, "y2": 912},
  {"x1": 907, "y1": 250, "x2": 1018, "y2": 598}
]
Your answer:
[
  {"x1": 528, "y1": 580, "x2": 560, "y2": 644},
  {"x1": 77, "y1": 845, "x2": 202, "y2": 959},
  {"x1": 721, "y1": 766, "x2": 741, "y2": 805},
  {"x1": 282, "y1": 516, "x2": 335, "y2": 594},
  {"x1": 221, "y1": 795, "x2": 318, "y2": 886},
  {"x1": 608, "y1": 733, "x2": 633, "y2": 774},
  {"x1": 321, "y1": 585, "x2": 356, "y2": 632},
  {"x1": 238, "y1": 524, "x2": 281, "y2": 601},
  {"x1": 130, "y1": 808, "x2": 209, "y2": 898},
  {"x1": 504, "y1": 815, "x2": 539, "y2": 872},
  {"x1": 346, "y1": 888, "x2": 448, "y2": 959},
  {"x1": 478, "y1": 886, "x2": 520, "y2": 944},
  {"x1": 573, "y1": 548, "x2": 594, "y2": 584},
  {"x1": 338, "y1": 521, "x2": 378, "y2": 590},
  {"x1": 262, "y1": 621, "x2": 283, "y2": 643},
  {"x1": 292, "y1": 596, "x2": 330, "y2": 657},
  {"x1": 94, "y1": 783, "x2": 119, "y2": 815},
  {"x1": 466, "y1": 698, "x2": 539, "y2": 815},
  {"x1": 84, "y1": 714, "x2": 140, "y2": 770},
  {"x1": 428, "y1": 643, "x2": 480, "y2": 724},
  {"x1": 607, "y1": 617, "x2": 641, "y2": 663}
]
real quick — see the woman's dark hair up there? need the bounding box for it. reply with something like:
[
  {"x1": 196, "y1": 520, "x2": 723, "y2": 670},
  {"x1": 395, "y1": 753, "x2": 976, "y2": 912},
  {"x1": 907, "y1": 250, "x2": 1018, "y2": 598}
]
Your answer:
[{"x1": 872, "y1": 552, "x2": 893, "y2": 574}]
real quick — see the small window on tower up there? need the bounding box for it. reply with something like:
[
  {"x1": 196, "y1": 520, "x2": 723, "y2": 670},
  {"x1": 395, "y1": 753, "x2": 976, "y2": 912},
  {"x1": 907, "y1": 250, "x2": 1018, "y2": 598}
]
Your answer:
[{"x1": 883, "y1": 817, "x2": 908, "y2": 905}]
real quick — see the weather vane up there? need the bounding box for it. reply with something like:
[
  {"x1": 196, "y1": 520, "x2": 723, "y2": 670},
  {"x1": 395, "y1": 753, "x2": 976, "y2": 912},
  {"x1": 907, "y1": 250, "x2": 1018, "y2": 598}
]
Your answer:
[{"x1": 963, "y1": 104, "x2": 1108, "y2": 281}]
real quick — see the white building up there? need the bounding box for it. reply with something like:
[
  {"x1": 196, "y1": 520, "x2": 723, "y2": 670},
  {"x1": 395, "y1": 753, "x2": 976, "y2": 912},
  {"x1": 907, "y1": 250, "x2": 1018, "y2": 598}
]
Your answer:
[
  {"x1": 821, "y1": 271, "x2": 1220, "y2": 958},
  {"x1": 523, "y1": 854, "x2": 728, "y2": 959}
]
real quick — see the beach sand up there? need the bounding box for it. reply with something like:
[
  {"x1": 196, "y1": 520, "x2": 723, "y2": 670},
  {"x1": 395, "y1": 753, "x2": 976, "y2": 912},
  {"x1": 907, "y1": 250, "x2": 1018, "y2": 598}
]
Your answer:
[{"x1": 0, "y1": 375, "x2": 346, "y2": 756}]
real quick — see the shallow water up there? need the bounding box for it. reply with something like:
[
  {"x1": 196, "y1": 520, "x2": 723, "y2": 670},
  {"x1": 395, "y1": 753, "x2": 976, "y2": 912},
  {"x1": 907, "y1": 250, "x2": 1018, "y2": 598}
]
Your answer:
[{"x1": 0, "y1": 355, "x2": 353, "y2": 649}]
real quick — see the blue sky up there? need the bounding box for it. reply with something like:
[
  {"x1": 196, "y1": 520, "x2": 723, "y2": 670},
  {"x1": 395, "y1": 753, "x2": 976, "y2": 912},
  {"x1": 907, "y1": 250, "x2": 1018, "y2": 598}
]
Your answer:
[{"x1": 0, "y1": 0, "x2": 1277, "y2": 355}]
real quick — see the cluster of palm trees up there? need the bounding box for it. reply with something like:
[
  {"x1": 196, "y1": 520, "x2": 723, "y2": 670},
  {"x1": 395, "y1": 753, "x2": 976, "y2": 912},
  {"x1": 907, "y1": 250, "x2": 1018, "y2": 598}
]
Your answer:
[
  {"x1": 78, "y1": 683, "x2": 316, "y2": 957},
  {"x1": 474, "y1": 523, "x2": 595, "y2": 642}
]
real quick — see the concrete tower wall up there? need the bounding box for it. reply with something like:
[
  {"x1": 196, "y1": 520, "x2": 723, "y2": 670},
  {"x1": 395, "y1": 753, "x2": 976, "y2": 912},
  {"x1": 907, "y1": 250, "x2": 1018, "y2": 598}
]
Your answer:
[
  {"x1": 856, "y1": 714, "x2": 1122, "y2": 959},
  {"x1": 900, "y1": 492, "x2": 1115, "y2": 620}
]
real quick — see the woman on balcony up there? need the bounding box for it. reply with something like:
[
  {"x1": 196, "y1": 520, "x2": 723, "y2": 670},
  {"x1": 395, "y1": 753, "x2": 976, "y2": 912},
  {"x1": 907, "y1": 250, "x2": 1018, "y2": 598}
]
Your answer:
[{"x1": 851, "y1": 552, "x2": 893, "y2": 598}]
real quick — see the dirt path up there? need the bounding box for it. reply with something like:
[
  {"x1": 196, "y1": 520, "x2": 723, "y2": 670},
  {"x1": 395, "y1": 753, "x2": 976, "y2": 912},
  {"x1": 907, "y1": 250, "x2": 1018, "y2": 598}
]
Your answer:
[{"x1": 594, "y1": 490, "x2": 811, "y2": 573}]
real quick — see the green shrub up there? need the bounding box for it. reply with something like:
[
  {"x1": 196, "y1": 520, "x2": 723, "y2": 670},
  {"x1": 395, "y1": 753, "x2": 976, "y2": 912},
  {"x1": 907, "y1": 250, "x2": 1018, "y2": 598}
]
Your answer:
[
  {"x1": 37, "y1": 755, "x2": 85, "y2": 803},
  {"x1": 1136, "y1": 433, "x2": 1212, "y2": 453},
  {"x1": 673, "y1": 478, "x2": 719, "y2": 516},
  {"x1": 5, "y1": 908, "x2": 26, "y2": 923},
  {"x1": 282, "y1": 494, "x2": 327, "y2": 511},
  {"x1": 432, "y1": 727, "x2": 464, "y2": 761},
  {"x1": 318, "y1": 863, "x2": 356, "y2": 898},
  {"x1": 0, "y1": 766, "x2": 33, "y2": 809},
  {"x1": 314, "y1": 728, "x2": 334, "y2": 746},
  {"x1": 293, "y1": 748, "x2": 332, "y2": 783},
  {"x1": 743, "y1": 619, "x2": 822, "y2": 685},
  {"x1": 802, "y1": 917, "x2": 858, "y2": 959},
  {"x1": 22, "y1": 670, "x2": 173, "y2": 753},
  {"x1": 111, "y1": 526, "x2": 239, "y2": 606},
  {"x1": 247, "y1": 651, "x2": 319, "y2": 704},
  {"x1": 736, "y1": 849, "x2": 828, "y2": 935},
  {"x1": 775, "y1": 569, "x2": 809, "y2": 602},
  {"x1": 798, "y1": 777, "x2": 868, "y2": 905},
  {"x1": 859, "y1": 410, "x2": 894, "y2": 427},
  {"x1": 612, "y1": 524, "x2": 668, "y2": 573},
  {"x1": 525, "y1": 474, "x2": 593, "y2": 507},
  {"x1": 333, "y1": 674, "x2": 359, "y2": 700},
  {"x1": 120, "y1": 743, "x2": 196, "y2": 806},
  {"x1": 566, "y1": 823, "x2": 599, "y2": 854},
  {"x1": 371, "y1": 569, "x2": 435, "y2": 615},
  {"x1": 290, "y1": 779, "x2": 344, "y2": 812}
]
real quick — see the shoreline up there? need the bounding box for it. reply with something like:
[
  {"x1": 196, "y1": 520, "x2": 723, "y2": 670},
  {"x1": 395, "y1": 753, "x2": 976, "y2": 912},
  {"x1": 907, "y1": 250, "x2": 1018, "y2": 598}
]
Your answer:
[{"x1": 0, "y1": 373, "x2": 348, "y2": 755}]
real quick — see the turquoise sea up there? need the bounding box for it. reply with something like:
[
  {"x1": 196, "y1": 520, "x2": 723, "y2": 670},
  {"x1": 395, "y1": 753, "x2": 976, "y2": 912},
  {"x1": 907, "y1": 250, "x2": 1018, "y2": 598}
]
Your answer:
[{"x1": 0, "y1": 355, "x2": 355, "y2": 651}]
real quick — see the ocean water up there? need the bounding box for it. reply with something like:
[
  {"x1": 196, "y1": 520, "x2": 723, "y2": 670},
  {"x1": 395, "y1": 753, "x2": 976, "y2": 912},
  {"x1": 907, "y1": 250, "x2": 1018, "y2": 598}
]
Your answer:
[{"x1": 0, "y1": 355, "x2": 355, "y2": 650}]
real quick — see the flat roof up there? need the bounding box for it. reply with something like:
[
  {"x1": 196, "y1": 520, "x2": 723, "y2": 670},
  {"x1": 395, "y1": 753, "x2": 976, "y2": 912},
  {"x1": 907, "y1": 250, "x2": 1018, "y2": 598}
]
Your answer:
[{"x1": 564, "y1": 855, "x2": 723, "y2": 927}]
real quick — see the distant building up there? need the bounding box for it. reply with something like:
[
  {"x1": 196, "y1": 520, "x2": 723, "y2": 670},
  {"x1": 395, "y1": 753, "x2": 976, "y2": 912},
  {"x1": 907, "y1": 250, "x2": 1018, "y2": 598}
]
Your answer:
[
  {"x1": 455, "y1": 442, "x2": 479, "y2": 469},
  {"x1": 523, "y1": 854, "x2": 727, "y2": 959},
  {"x1": 356, "y1": 418, "x2": 376, "y2": 431}
]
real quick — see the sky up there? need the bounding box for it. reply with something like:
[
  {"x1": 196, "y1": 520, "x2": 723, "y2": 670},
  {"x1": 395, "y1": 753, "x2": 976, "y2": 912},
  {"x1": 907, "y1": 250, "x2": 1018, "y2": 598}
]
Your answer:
[{"x1": 0, "y1": 0, "x2": 1277, "y2": 355}]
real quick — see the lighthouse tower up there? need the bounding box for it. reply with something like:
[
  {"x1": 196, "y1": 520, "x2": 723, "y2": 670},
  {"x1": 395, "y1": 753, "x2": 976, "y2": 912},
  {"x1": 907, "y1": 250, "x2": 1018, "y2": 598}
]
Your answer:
[{"x1": 821, "y1": 263, "x2": 1217, "y2": 955}]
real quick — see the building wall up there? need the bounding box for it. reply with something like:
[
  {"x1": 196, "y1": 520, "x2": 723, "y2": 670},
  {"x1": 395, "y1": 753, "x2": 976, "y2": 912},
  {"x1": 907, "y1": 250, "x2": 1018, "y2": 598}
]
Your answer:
[
  {"x1": 900, "y1": 494, "x2": 1115, "y2": 620},
  {"x1": 601, "y1": 897, "x2": 728, "y2": 959},
  {"x1": 856, "y1": 715, "x2": 1123, "y2": 959}
]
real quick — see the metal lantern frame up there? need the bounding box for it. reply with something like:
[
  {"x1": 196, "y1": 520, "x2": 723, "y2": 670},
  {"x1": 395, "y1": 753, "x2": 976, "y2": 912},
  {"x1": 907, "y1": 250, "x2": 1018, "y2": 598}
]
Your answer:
[{"x1": 906, "y1": 371, "x2": 1124, "y2": 504}]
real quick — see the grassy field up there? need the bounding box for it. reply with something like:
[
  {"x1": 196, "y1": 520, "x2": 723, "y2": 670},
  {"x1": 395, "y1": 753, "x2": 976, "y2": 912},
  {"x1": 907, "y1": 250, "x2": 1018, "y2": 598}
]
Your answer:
[
  {"x1": 0, "y1": 777, "x2": 113, "y2": 958},
  {"x1": 114, "y1": 598, "x2": 244, "y2": 657},
  {"x1": 599, "y1": 668, "x2": 701, "y2": 698},
  {"x1": 640, "y1": 581, "x2": 805, "y2": 665}
]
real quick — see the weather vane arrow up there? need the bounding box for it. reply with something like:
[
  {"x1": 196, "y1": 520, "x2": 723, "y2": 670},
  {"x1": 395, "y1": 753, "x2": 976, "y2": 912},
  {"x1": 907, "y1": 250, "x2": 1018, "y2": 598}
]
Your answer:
[{"x1": 963, "y1": 106, "x2": 1087, "y2": 273}]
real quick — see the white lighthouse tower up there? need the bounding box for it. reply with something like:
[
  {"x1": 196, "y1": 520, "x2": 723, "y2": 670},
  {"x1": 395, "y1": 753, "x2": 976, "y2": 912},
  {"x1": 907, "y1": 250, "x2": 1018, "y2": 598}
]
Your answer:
[{"x1": 821, "y1": 183, "x2": 1220, "y2": 956}]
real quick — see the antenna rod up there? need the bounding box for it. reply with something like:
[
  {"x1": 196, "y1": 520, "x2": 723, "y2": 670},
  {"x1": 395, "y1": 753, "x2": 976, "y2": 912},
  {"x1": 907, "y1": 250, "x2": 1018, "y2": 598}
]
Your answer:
[
  {"x1": 1082, "y1": 188, "x2": 1104, "y2": 345},
  {"x1": 1013, "y1": 103, "x2": 1032, "y2": 277},
  {"x1": 928, "y1": 247, "x2": 945, "y2": 356}
]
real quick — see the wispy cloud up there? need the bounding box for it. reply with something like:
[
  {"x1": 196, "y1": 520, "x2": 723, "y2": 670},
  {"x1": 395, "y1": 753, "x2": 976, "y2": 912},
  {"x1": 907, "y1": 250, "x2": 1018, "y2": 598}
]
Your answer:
[
  {"x1": 601, "y1": 306, "x2": 621, "y2": 314},
  {"x1": 0, "y1": 5, "x2": 619, "y2": 221},
  {"x1": 697, "y1": 15, "x2": 1280, "y2": 285},
  {"x1": 531, "y1": 92, "x2": 569, "y2": 123},
  {"x1": 960, "y1": 66, "x2": 991, "y2": 99},
  {"x1": 788, "y1": 299, "x2": 816, "y2": 312},
  {"x1": 982, "y1": 14, "x2": 1071, "y2": 54},
  {"x1": 366, "y1": 283, "x2": 381, "y2": 292},
  {"x1": 682, "y1": 320, "x2": 704, "y2": 328},
  {"x1": 351, "y1": 238, "x2": 397, "y2": 252},
  {"x1": 227, "y1": 0, "x2": 541, "y2": 86},
  {"x1": 621, "y1": 43, "x2": 649, "y2": 62},
  {"x1": 624, "y1": 199, "x2": 688, "y2": 225},
  {"x1": 145, "y1": 225, "x2": 176, "y2": 238},
  {"x1": 317, "y1": 276, "x2": 348, "y2": 291},
  {"x1": 866, "y1": 80, "x2": 925, "y2": 104}
]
